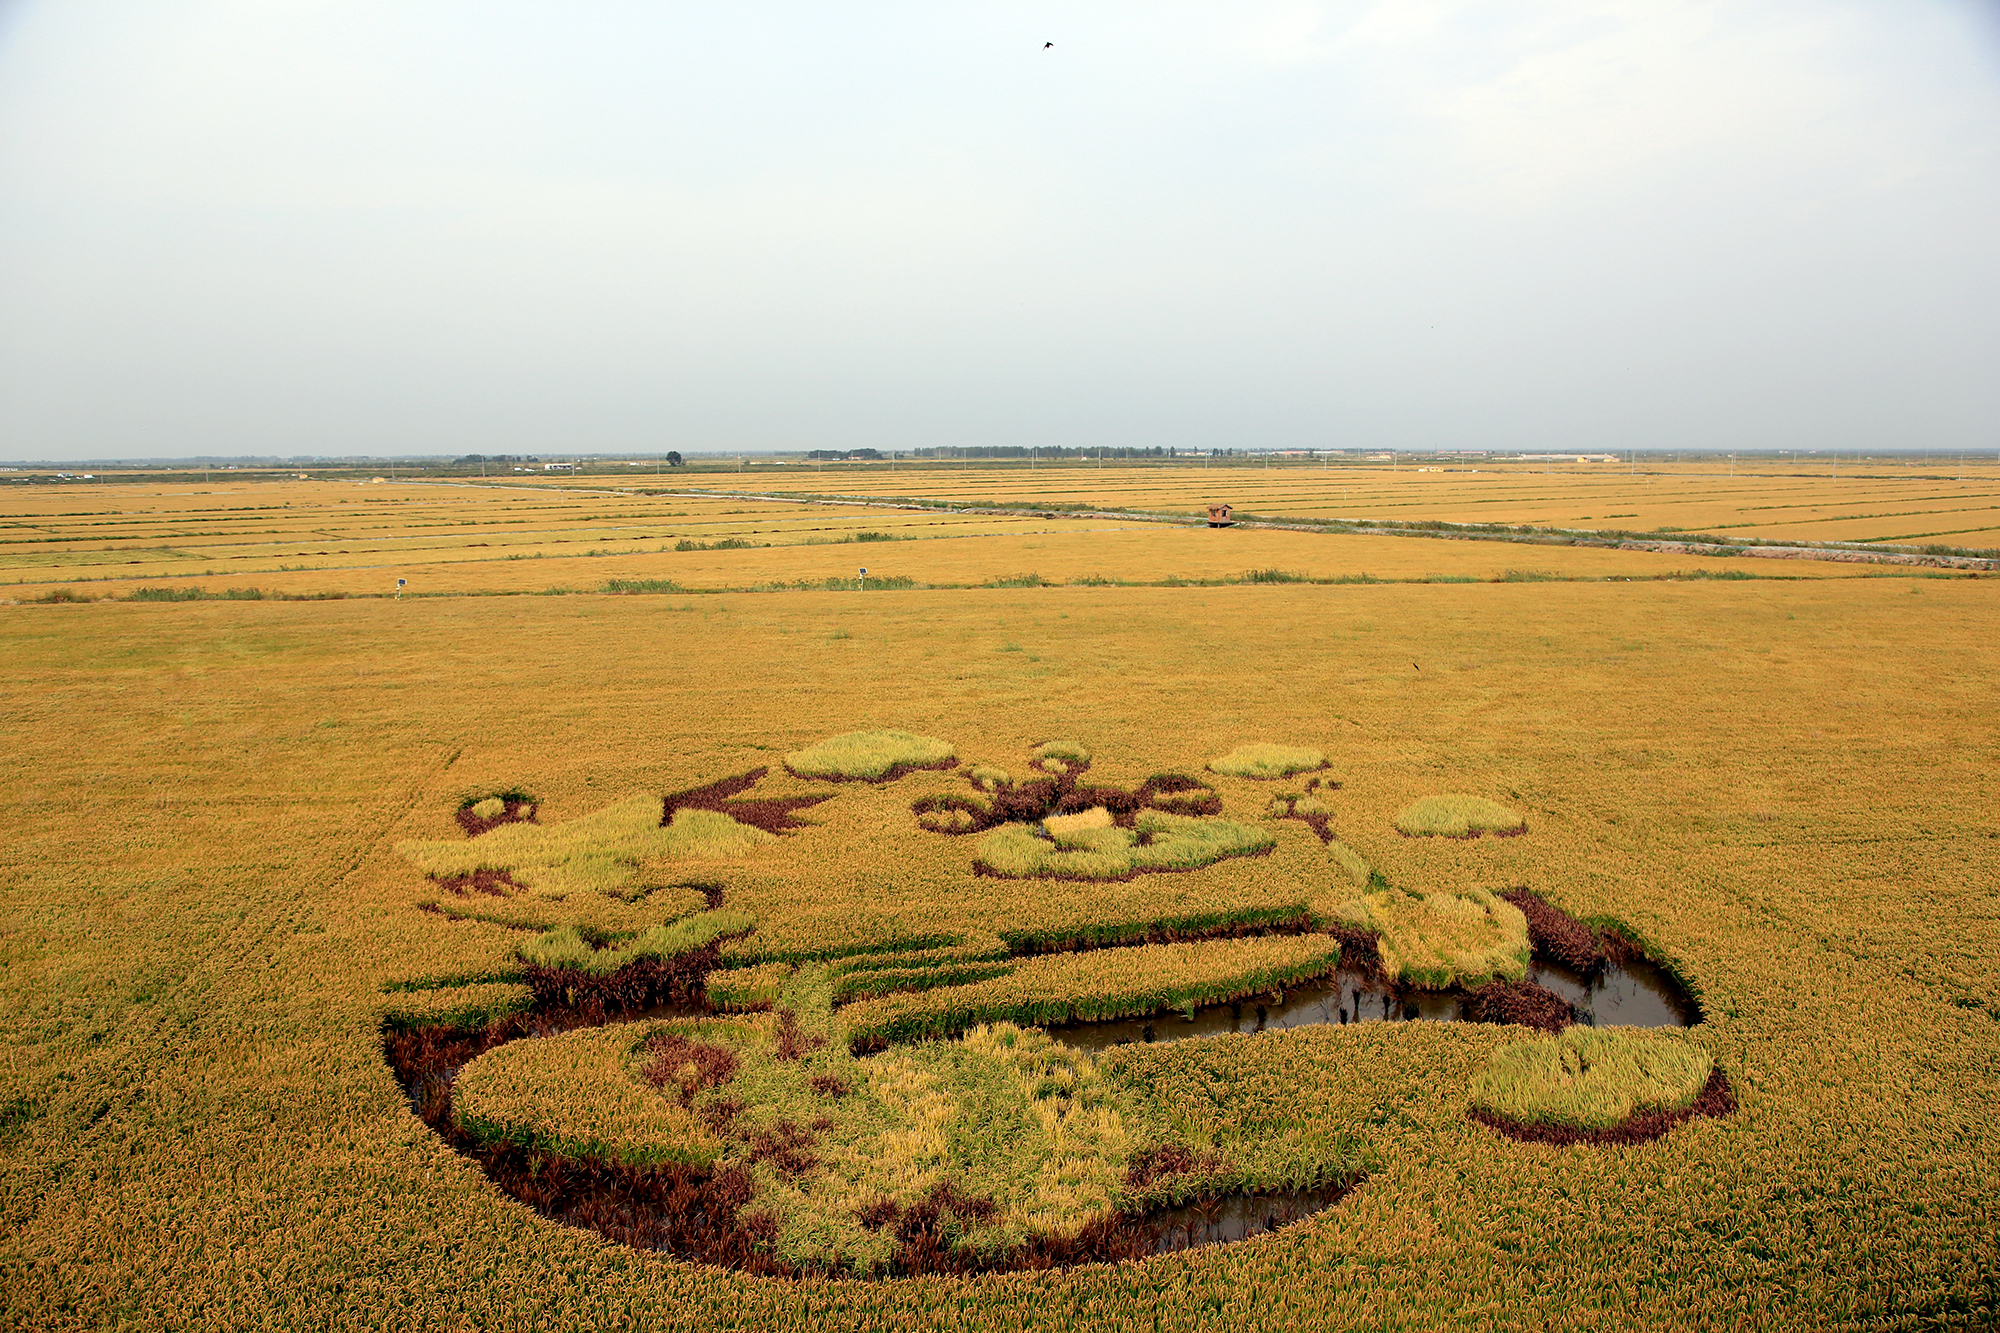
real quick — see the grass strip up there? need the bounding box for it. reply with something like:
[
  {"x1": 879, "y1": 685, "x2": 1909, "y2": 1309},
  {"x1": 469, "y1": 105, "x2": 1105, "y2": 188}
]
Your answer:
[
  {"x1": 518, "y1": 908, "x2": 754, "y2": 975},
  {"x1": 380, "y1": 981, "x2": 535, "y2": 1032},
  {"x1": 840, "y1": 935, "x2": 1342, "y2": 1049}
]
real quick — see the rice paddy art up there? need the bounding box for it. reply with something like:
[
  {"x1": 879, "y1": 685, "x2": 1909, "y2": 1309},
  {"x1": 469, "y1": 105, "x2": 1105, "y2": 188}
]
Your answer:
[{"x1": 382, "y1": 732, "x2": 1723, "y2": 1277}]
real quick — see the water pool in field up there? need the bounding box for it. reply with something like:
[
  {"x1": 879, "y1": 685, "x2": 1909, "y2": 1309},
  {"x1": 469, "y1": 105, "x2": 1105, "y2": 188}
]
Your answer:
[
  {"x1": 1135, "y1": 1181, "x2": 1358, "y2": 1254},
  {"x1": 1046, "y1": 956, "x2": 1695, "y2": 1054}
]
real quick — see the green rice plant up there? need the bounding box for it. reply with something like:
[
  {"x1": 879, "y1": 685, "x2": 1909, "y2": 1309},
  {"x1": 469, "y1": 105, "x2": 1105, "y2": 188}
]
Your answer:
[
  {"x1": 977, "y1": 822, "x2": 1130, "y2": 880},
  {"x1": 379, "y1": 981, "x2": 534, "y2": 1032},
  {"x1": 1394, "y1": 794, "x2": 1526, "y2": 838},
  {"x1": 1244, "y1": 568, "x2": 1309, "y2": 583},
  {"x1": 830, "y1": 961, "x2": 1017, "y2": 1004},
  {"x1": 706, "y1": 962, "x2": 793, "y2": 1011},
  {"x1": 1326, "y1": 838, "x2": 1371, "y2": 888},
  {"x1": 819, "y1": 938, "x2": 1013, "y2": 976},
  {"x1": 968, "y1": 764, "x2": 1011, "y2": 791},
  {"x1": 1334, "y1": 886, "x2": 1528, "y2": 987},
  {"x1": 517, "y1": 909, "x2": 754, "y2": 975},
  {"x1": 973, "y1": 810, "x2": 1274, "y2": 880},
  {"x1": 784, "y1": 729, "x2": 956, "y2": 780},
  {"x1": 1031, "y1": 739, "x2": 1090, "y2": 773},
  {"x1": 948, "y1": 1024, "x2": 1130, "y2": 1238},
  {"x1": 398, "y1": 797, "x2": 774, "y2": 898},
  {"x1": 1470, "y1": 1029, "x2": 1713, "y2": 1130},
  {"x1": 1143, "y1": 772, "x2": 1219, "y2": 813},
  {"x1": 913, "y1": 791, "x2": 990, "y2": 833},
  {"x1": 603, "y1": 578, "x2": 686, "y2": 593},
  {"x1": 453, "y1": 1022, "x2": 724, "y2": 1166},
  {"x1": 1208, "y1": 742, "x2": 1327, "y2": 780},
  {"x1": 1268, "y1": 791, "x2": 1330, "y2": 818},
  {"x1": 1133, "y1": 810, "x2": 1276, "y2": 870},
  {"x1": 839, "y1": 935, "x2": 1343, "y2": 1047}
]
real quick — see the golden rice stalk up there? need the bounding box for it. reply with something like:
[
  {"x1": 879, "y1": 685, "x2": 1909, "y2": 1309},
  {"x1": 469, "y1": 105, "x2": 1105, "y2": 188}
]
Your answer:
[{"x1": 452, "y1": 1022, "x2": 722, "y2": 1166}]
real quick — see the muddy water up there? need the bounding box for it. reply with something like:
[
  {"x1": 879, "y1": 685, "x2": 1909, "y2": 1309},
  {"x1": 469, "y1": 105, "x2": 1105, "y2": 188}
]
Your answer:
[
  {"x1": 1135, "y1": 1181, "x2": 1357, "y2": 1254},
  {"x1": 1048, "y1": 957, "x2": 1694, "y2": 1054},
  {"x1": 1528, "y1": 956, "x2": 1699, "y2": 1028}
]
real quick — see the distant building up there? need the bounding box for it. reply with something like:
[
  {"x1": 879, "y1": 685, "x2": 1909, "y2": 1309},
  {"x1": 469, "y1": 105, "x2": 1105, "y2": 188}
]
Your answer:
[
  {"x1": 543, "y1": 462, "x2": 576, "y2": 472},
  {"x1": 1207, "y1": 503, "x2": 1234, "y2": 528}
]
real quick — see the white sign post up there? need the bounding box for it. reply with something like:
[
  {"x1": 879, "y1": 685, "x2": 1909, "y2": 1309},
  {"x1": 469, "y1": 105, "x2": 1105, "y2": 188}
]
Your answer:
[
  {"x1": 858, "y1": 567, "x2": 866, "y2": 591},
  {"x1": 396, "y1": 578, "x2": 406, "y2": 600}
]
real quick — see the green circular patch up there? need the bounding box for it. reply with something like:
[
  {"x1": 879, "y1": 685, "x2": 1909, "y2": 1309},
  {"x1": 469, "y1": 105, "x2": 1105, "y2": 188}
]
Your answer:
[
  {"x1": 785, "y1": 729, "x2": 957, "y2": 781},
  {"x1": 1208, "y1": 743, "x2": 1328, "y2": 780}
]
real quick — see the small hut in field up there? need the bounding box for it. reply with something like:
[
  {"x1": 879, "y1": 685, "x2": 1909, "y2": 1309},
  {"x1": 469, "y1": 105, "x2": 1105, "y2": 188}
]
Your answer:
[{"x1": 1206, "y1": 503, "x2": 1234, "y2": 528}]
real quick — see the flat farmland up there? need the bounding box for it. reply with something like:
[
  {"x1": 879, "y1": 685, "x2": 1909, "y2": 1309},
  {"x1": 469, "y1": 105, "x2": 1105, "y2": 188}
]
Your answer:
[
  {"x1": 2, "y1": 470, "x2": 1963, "y2": 603},
  {"x1": 742, "y1": 459, "x2": 2000, "y2": 550},
  {"x1": 2, "y1": 473, "x2": 1996, "y2": 1331}
]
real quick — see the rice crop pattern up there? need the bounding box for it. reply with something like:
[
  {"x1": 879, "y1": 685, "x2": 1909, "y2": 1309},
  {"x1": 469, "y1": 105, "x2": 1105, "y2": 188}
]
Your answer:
[{"x1": 3, "y1": 469, "x2": 1997, "y2": 1330}]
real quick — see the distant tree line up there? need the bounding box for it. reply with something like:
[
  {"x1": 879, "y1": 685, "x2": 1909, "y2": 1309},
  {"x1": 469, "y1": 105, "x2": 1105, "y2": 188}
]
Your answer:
[{"x1": 909, "y1": 445, "x2": 1209, "y2": 460}]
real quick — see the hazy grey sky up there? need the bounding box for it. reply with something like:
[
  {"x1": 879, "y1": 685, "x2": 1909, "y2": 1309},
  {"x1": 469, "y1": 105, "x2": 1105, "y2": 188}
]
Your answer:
[{"x1": 2, "y1": 1, "x2": 1996, "y2": 461}]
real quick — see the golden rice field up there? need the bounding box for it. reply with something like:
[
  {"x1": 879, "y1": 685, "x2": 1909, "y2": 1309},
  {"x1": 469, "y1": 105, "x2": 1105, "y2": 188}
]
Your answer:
[
  {"x1": 9, "y1": 463, "x2": 1998, "y2": 604},
  {"x1": 739, "y1": 457, "x2": 2000, "y2": 549},
  {"x1": 2, "y1": 469, "x2": 1997, "y2": 1329}
]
